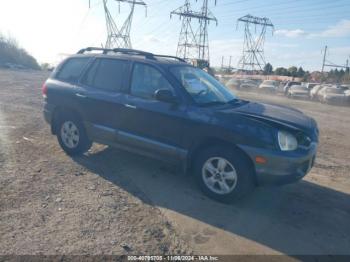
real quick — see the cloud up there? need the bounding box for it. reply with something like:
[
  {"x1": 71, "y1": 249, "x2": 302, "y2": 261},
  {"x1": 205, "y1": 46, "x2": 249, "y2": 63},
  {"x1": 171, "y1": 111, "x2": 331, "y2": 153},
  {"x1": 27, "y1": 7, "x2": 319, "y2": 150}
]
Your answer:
[
  {"x1": 275, "y1": 29, "x2": 307, "y2": 38},
  {"x1": 312, "y1": 19, "x2": 350, "y2": 37},
  {"x1": 275, "y1": 19, "x2": 350, "y2": 39}
]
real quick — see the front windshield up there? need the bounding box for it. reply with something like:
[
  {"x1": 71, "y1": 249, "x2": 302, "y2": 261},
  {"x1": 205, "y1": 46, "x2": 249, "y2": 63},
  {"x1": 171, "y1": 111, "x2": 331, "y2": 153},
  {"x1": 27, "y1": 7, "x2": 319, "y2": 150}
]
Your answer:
[{"x1": 170, "y1": 66, "x2": 237, "y2": 105}]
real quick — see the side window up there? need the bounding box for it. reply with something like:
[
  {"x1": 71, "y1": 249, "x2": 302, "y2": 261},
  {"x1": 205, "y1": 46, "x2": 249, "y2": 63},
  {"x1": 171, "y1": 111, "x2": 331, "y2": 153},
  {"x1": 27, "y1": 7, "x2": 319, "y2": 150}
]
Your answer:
[
  {"x1": 56, "y1": 57, "x2": 90, "y2": 83},
  {"x1": 130, "y1": 63, "x2": 174, "y2": 99},
  {"x1": 82, "y1": 59, "x2": 129, "y2": 92}
]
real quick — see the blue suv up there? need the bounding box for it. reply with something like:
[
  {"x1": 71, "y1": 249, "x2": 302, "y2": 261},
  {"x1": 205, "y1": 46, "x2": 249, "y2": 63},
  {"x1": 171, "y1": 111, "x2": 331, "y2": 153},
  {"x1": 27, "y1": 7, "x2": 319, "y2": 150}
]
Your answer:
[{"x1": 43, "y1": 47, "x2": 318, "y2": 202}]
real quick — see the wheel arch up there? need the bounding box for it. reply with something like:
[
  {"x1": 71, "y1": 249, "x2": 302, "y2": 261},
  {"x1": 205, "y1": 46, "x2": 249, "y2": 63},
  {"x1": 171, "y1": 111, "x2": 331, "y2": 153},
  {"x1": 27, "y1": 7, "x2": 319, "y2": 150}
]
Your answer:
[
  {"x1": 187, "y1": 137, "x2": 257, "y2": 185},
  {"x1": 51, "y1": 106, "x2": 84, "y2": 135}
]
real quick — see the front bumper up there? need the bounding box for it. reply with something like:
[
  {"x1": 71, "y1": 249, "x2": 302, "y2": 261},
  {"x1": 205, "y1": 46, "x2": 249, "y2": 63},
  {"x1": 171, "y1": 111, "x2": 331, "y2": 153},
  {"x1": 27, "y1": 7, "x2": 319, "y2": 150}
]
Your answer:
[{"x1": 238, "y1": 143, "x2": 317, "y2": 185}]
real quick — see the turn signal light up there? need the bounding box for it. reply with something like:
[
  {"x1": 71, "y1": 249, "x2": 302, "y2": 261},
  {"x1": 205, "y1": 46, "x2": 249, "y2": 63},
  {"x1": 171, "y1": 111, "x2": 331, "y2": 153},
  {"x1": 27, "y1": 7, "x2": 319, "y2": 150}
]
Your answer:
[{"x1": 255, "y1": 156, "x2": 267, "y2": 164}]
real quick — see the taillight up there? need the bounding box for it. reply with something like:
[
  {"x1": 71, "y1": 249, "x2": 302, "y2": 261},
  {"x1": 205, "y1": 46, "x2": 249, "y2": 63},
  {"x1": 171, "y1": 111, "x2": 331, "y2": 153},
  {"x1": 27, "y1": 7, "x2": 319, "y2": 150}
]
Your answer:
[{"x1": 42, "y1": 82, "x2": 47, "y2": 98}]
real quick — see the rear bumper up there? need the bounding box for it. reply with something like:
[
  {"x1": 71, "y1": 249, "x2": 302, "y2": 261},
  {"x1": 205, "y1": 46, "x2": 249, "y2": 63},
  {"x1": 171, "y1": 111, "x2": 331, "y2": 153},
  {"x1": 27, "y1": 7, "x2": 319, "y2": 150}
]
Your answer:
[
  {"x1": 43, "y1": 101, "x2": 54, "y2": 125},
  {"x1": 238, "y1": 143, "x2": 317, "y2": 185}
]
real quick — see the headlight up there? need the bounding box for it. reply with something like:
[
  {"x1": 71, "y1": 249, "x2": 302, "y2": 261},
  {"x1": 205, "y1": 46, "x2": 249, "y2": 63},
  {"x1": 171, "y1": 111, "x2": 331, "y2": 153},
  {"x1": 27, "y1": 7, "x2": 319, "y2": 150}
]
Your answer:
[{"x1": 278, "y1": 130, "x2": 298, "y2": 151}]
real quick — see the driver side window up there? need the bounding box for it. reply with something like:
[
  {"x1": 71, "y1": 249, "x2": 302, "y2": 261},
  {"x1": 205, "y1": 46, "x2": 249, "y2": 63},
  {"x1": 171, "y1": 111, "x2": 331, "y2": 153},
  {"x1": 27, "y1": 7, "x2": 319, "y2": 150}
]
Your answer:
[{"x1": 130, "y1": 63, "x2": 174, "y2": 99}]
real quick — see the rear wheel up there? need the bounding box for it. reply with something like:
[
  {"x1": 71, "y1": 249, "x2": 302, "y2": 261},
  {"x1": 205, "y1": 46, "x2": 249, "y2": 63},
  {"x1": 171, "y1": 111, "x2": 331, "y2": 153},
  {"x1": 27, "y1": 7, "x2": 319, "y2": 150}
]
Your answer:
[
  {"x1": 194, "y1": 146, "x2": 255, "y2": 203},
  {"x1": 56, "y1": 113, "x2": 92, "y2": 156}
]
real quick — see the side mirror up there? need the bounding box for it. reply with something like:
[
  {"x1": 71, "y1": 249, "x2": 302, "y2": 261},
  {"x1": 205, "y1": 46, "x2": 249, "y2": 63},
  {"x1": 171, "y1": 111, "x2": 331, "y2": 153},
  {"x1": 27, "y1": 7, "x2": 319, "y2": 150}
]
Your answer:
[{"x1": 154, "y1": 89, "x2": 178, "y2": 104}]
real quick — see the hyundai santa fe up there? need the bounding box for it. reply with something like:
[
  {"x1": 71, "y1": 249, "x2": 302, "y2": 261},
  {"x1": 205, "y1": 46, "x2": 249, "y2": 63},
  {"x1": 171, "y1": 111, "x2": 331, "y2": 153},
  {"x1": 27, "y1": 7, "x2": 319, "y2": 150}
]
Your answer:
[{"x1": 42, "y1": 47, "x2": 319, "y2": 202}]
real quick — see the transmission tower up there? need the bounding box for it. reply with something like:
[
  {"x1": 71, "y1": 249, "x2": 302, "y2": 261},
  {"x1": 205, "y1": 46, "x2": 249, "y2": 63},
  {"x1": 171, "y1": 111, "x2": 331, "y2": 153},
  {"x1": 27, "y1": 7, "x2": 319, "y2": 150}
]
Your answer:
[
  {"x1": 91, "y1": 0, "x2": 146, "y2": 49},
  {"x1": 171, "y1": 0, "x2": 217, "y2": 63},
  {"x1": 237, "y1": 14, "x2": 274, "y2": 71}
]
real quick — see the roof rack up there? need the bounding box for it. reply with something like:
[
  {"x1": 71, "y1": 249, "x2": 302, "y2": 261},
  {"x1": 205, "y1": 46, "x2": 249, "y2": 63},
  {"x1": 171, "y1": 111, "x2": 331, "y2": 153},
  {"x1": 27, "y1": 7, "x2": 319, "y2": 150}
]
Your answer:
[
  {"x1": 153, "y1": 54, "x2": 187, "y2": 63},
  {"x1": 77, "y1": 47, "x2": 187, "y2": 63}
]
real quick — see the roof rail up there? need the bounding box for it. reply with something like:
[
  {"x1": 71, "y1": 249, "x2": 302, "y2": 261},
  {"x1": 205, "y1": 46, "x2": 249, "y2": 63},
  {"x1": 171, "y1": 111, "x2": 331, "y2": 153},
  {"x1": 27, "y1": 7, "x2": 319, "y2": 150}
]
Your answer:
[
  {"x1": 152, "y1": 54, "x2": 187, "y2": 63},
  {"x1": 77, "y1": 47, "x2": 187, "y2": 63},
  {"x1": 77, "y1": 47, "x2": 153, "y2": 57}
]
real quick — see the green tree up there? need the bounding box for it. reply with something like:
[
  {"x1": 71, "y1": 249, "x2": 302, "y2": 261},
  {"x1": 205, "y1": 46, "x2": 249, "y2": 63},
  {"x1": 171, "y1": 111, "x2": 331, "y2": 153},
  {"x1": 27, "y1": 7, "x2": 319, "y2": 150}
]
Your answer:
[
  {"x1": 297, "y1": 67, "x2": 305, "y2": 77},
  {"x1": 274, "y1": 67, "x2": 288, "y2": 76},
  {"x1": 263, "y1": 63, "x2": 273, "y2": 75},
  {"x1": 288, "y1": 66, "x2": 298, "y2": 77}
]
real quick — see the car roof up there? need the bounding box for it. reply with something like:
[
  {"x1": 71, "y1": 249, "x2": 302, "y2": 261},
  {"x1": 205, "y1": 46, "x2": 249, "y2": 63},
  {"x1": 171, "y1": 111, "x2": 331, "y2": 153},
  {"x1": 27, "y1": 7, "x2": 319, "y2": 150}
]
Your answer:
[{"x1": 68, "y1": 48, "x2": 189, "y2": 67}]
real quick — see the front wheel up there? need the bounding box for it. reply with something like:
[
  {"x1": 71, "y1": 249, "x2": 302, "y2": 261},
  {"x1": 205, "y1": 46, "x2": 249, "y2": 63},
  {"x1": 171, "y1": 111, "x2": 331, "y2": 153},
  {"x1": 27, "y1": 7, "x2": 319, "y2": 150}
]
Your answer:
[
  {"x1": 56, "y1": 114, "x2": 92, "y2": 156},
  {"x1": 194, "y1": 146, "x2": 255, "y2": 203}
]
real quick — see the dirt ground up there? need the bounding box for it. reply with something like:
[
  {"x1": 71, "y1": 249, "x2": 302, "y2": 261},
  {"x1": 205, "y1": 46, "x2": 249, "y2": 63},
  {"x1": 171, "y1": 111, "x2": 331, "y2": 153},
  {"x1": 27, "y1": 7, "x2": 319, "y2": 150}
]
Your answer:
[{"x1": 0, "y1": 69, "x2": 349, "y2": 255}]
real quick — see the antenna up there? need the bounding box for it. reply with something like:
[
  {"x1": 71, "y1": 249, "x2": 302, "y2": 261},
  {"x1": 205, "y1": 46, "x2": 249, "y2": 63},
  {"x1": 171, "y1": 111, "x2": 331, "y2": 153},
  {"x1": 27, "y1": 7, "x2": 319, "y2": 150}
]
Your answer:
[
  {"x1": 91, "y1": 0, "x2": 147, "y2": 49},
  {"x1": 237, "y1": 14, "x2": 274, "y2": 71}
]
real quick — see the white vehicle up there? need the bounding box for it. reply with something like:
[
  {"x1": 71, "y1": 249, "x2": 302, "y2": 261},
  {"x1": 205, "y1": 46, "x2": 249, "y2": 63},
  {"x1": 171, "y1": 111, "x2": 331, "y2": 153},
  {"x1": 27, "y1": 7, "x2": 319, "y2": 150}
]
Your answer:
[
  {"x1": 259, "y1": 80, "x2": 279, "y2": 93},
  {"x1": 306, "y1": 83, "x2": 320, "y2": 90},
  {"x1": 319, "y1": 87, "x2": 349, "y2": 105},
  {"x1": 310, "y1": 84, "x2": 331, "y2": 100},
  {"x1": 239, "y1": 79, "x2": 258, "y2": 90},
  {"x1": 287, "y1": 85, "x2": 310, "y2": 99}
]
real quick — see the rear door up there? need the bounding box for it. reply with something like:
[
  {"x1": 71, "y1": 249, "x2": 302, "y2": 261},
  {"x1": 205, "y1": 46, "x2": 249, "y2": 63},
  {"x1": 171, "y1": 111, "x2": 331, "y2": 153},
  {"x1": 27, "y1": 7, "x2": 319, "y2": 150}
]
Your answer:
[
  {"x1": 49, "y1": 57, "x2": 91, "y2": 114},
  {"x1": 75, "y1": 58, "x2": 131, "y2": 144}
]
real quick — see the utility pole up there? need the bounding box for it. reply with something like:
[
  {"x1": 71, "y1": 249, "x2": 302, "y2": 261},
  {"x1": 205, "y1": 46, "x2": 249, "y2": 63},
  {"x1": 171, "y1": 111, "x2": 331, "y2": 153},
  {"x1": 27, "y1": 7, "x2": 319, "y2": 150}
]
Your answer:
[
  {"x1": 91, "y1": 0, "x2": 147, "y2": 49},
  {"x1": 221, "y1": 56, "x2": 224, "y2": 69},
  {"x1": 321, "y1": 45, "x2": 327, "y2": 73},
  {"x1": 171, "y1": 0, "x2": 217, "y2": 65},
  {"x1": 321, "y1": 46, "x2": 349, "y2": 73},
  {"x1": 237, "y1": 15, "x2": 274, "y2": 71},
  {"x1": 229, "y1": 55, "x2": 232, "y2": 70}
]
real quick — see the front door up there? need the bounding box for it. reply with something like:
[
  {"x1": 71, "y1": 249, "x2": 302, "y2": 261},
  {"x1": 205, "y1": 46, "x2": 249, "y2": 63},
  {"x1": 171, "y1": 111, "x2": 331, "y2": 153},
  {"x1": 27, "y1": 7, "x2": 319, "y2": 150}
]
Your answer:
[{"x1": 120, "y1": 62, "x2": 188, "y2": 163}]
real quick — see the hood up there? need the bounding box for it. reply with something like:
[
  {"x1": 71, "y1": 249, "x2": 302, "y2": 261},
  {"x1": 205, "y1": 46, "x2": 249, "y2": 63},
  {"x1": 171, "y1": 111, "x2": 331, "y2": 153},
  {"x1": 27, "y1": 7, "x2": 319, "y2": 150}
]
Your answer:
[{"x1": 220, "y1": 101, "x2": 315, "y2": 132}]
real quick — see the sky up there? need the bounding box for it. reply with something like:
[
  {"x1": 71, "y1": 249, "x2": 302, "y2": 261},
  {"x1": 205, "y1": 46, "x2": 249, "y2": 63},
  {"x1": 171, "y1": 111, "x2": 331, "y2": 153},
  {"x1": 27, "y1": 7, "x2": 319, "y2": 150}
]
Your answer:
[{"x1": 0, "y1": 0, "x2": 349, "y2": 71}]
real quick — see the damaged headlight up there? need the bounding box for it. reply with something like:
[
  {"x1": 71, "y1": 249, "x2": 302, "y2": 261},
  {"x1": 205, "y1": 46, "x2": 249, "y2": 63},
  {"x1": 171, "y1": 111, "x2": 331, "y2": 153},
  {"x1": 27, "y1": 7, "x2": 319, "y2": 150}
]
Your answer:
[{"x1": 278, "y1": 130, "x2": 298, "y2": 151}]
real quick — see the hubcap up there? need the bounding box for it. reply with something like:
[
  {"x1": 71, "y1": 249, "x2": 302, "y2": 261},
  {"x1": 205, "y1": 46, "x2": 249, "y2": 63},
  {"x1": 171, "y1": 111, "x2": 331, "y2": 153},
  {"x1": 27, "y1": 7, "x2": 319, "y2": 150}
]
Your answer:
[
  {"x1": 60, "y1": 121, "x2": 80, "y2": 149},
  {"x1": 202, "y1": 157, "x2": 238, "y2": 195}
]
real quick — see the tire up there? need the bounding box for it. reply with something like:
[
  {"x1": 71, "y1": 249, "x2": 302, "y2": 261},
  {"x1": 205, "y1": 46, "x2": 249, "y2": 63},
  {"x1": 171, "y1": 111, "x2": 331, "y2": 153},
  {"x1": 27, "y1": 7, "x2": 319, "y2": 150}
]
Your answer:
[
  {"x1": 56, "y1": 112, "x2": 92, "y2": 156},
  {"x1": 194, "y1": 146, "x2": 255, "y2": 203}
]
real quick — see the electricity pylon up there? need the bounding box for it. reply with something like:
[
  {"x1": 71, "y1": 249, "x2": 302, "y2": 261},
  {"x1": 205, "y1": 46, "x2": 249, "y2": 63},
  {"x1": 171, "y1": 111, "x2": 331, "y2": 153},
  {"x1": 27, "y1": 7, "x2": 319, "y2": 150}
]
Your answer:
[
  {"x1": 171, "y1": 0, "x2": 217, "y2": 63},
  {"x1": 237, "y1": 14, "x2": 274, "y2": 71},
  {"x1": 90, "y1": 0, "x2": 146, "y2": 49}
]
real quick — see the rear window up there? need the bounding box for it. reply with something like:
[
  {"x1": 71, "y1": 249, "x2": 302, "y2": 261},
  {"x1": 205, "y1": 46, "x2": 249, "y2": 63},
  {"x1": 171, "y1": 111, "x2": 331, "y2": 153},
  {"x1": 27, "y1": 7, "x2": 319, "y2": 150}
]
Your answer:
[
  {"x1": 56, "y1": 57, "x2": 90, "y2": 83},
  {"x1": 82, "y1": 58, "x2": 129, "y2": 92}
]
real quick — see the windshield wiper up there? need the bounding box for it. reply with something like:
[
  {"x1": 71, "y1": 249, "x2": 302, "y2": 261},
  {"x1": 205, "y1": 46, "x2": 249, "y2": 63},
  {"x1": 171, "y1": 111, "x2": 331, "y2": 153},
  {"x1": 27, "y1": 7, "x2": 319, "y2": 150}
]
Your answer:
[
  {"x1": 228, "y1": 98, "x2": 240, "y2": 104},
  {"x1": 198, "y1": 101, "x2": 227, "y2": 107},
  {"x1": 199, "y1": 99, "x2": 241, "y2": 107},
  {"x1": 199, "y1": 101, "x2": 227, "y2": 107}
]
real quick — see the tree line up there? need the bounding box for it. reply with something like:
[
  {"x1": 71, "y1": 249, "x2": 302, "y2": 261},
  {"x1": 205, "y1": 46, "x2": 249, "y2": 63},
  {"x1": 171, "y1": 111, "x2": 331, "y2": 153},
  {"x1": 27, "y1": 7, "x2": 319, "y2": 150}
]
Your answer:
[
  {"x1": 263, "y1": 63, "x2": 349, "y2": 83},
  {"x1": 0, "y1": 34, "x2": 40, "y2": 70}
]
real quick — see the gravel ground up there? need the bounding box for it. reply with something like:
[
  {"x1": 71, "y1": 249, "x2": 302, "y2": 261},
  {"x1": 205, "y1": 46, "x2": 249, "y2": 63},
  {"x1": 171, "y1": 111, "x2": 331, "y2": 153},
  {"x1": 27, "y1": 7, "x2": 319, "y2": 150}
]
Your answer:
[
  {"x1": 0, "y1": 69, "x2": 190, "y2": 255},
  {"x1": 0, "y1": 69, "x2": 349, "y2": 255}
]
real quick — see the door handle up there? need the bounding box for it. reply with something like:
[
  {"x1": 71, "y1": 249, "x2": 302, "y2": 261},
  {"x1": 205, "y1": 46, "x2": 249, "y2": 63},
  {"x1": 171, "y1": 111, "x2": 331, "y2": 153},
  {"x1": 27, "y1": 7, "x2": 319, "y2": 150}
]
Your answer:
[
  {"x1": 124, "y1": 104, "x2": 137, "y2": 109},
  {"x1": 75, "y1": 93, "x2": 87, "y2": 99}
]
